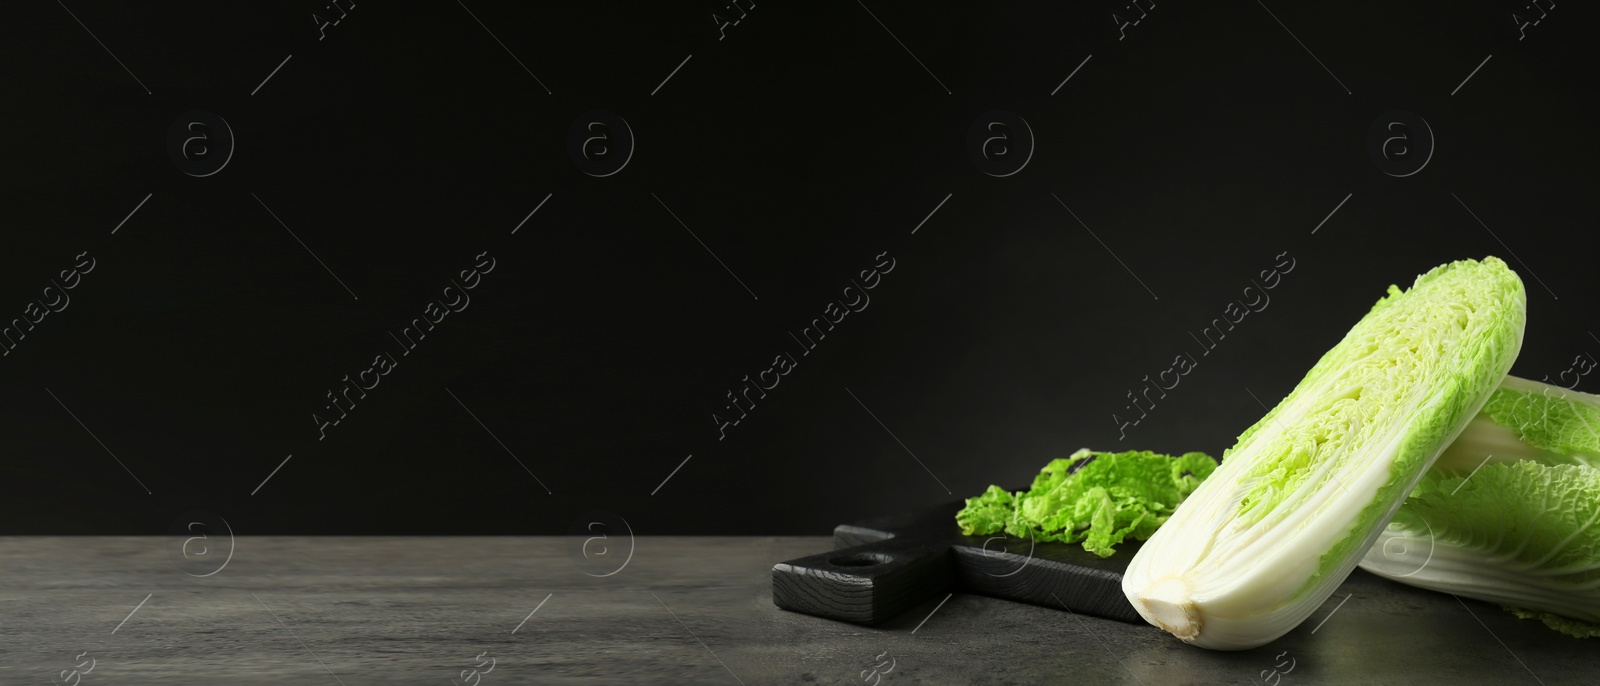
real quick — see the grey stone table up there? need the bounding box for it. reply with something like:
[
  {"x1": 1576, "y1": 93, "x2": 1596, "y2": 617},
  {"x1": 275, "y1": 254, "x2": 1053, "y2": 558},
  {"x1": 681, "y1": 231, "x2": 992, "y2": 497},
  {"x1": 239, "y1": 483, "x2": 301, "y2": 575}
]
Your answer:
[{"x1": 0, "y1": 537, "x2": 1592, "y2": 685}]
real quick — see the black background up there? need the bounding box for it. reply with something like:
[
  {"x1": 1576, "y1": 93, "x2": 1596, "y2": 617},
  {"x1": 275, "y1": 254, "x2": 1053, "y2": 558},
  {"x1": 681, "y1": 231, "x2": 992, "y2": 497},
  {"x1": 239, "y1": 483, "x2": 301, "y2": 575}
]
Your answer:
[{"x1": 2, "y1": 1, "x2": 1594, "y2": 535}]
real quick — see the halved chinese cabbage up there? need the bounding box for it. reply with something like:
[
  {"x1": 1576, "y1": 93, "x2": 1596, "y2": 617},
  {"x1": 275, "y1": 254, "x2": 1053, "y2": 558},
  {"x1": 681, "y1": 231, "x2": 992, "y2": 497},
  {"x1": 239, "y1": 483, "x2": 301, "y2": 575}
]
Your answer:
[{"x1": 1122, "y1": 257, "x2": 1526, "y2": 650}]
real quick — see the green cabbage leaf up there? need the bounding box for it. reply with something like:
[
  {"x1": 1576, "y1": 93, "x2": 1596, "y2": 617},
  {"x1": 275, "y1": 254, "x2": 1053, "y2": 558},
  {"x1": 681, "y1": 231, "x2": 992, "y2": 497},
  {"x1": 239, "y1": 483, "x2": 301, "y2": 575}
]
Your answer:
[{"x1": 956, "y1": 448, "x2": 1216, "y2": 558}]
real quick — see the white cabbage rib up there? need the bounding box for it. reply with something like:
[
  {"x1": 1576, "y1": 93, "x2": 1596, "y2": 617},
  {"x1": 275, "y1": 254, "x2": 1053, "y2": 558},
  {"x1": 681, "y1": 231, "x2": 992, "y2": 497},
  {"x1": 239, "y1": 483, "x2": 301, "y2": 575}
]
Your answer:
[
  {"x1": 1364, "y1": 529, "x2": 1600, "y2": 619},
  {"x1": 1123, "y1": 257, "x2": 1526, "y2": 650}
]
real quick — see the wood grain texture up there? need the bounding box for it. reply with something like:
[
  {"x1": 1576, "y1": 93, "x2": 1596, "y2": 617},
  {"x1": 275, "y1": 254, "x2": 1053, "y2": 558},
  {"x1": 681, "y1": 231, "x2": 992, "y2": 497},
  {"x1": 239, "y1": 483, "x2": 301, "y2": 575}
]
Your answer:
[
  {"x1": 1, "y1": 536, "x2": 1595, "y2": 685},
  {"x1": 773, "y1": 534, "x2": 952, "y2": 624}
]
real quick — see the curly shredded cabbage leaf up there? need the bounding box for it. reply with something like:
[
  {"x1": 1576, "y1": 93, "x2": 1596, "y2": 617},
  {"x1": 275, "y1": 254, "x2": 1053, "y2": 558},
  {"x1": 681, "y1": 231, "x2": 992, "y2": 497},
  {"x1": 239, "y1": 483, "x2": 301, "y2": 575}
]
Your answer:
[{"x1": 956, "y1": 448, "x2": 1216, "y2": 557}]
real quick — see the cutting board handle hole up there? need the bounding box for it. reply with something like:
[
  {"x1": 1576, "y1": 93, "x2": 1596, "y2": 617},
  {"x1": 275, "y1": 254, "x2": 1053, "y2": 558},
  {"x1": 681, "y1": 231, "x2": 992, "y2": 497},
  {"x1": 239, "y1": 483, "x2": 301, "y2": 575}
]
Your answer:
[{"x1": 829, "y1": 553, "x2": 892, "y2": 567}]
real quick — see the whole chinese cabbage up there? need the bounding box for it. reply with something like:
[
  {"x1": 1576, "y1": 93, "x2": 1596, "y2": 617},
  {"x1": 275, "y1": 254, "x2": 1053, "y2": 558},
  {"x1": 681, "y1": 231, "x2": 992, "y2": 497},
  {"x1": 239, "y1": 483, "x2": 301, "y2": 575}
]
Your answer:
[
  {"x1": 1121, "y1": 257, "x2": 1526, "y2": 650},
  {"x1": 1361, "y1": 376, "x2": 1600, "y2": 638},
  {"x1": 1432, "y1": 374, "x2": 1600, "y2": 473}
]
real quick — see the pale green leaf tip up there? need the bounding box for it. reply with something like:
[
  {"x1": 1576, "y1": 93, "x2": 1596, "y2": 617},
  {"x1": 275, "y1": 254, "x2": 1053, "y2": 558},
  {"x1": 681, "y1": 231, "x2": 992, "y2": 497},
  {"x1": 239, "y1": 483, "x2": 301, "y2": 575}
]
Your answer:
[{"x1": 1503, "y1": 606, "x2": 1600, "y2": 639}]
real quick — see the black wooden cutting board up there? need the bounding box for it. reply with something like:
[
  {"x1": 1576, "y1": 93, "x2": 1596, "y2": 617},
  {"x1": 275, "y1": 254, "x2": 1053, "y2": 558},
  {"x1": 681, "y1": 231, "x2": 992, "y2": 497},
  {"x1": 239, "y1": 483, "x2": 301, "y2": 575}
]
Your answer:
[{"x1": 771, "y1": 498, "x2": 1145, "y2": 625}]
